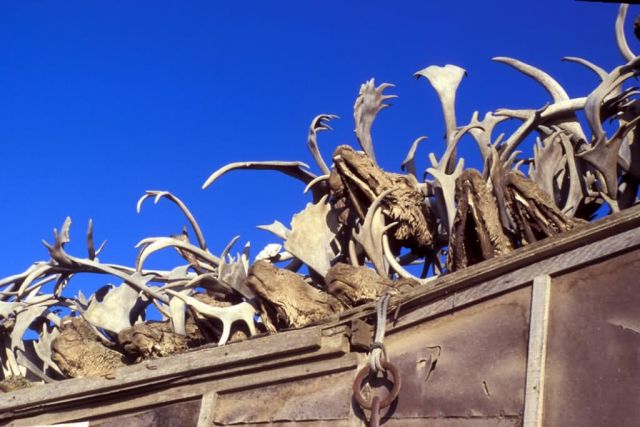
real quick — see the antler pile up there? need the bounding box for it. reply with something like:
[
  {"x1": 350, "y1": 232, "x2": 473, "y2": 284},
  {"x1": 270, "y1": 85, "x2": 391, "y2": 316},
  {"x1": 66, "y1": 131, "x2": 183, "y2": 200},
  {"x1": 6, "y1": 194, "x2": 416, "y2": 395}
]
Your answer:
[{"x1": 1, "y1": 4, "x2": 639, "y2": 391}]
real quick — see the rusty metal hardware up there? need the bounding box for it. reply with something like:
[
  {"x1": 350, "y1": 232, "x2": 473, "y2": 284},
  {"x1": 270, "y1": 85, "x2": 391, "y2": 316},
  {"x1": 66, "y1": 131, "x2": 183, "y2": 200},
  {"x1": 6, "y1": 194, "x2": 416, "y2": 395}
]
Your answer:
[
  {"x1": 370, "y1": 396, "x2": 381, "y2": 426},
  {"x1": 352, "y1": 360, "x2": 401, "y2": 426},
  {"x1": 350, "y1": 318, "x2": 374, "y2": 351}
]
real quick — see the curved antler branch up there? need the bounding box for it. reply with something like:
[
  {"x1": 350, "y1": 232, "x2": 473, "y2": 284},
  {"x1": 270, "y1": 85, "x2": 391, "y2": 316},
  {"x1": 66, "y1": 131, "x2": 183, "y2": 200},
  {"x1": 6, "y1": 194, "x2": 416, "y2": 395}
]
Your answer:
[
  {"x1": 616, "y1": 4, "x2": 636, "y2": 62},
  {"x1": 493, "y1": 57, "x2": 569, "y2": 102},
  {"x1": 401, "y1": 136, "x2": 428, "y2": 178},
  {"x1": 137, "y1": 191, "x2": 208, "y2": 250},
  {"x1": 562, "y1": 57, "x2": 608, "y2": 81},
  {"x1": 307, "y1": 114, "x2": 338, "y2": 175}
]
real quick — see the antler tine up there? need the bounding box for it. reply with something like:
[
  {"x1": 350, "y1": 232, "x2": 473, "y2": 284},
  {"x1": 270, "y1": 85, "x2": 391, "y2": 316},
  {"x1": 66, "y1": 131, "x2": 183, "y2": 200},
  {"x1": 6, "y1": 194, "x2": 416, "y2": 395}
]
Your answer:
[
  {"x1": 308, "y1": 114, "x2": 339, "y2": 175},
  {"x1": 435, "y1": 122, "x2": 483, "y2": 174},
  {"x1": 353, "y1": 79, "x2": 396, "y2": 164},
  {"x1": 220, "y1": 235, "x2": 240, "y2": 260},
  {"x1": 135, "y1": 237, "x2": 220, "y2": 274},
  {"x1": 381, "y1": 232, "x2": 437, "y2": 284},
  {"x1": 59, "y1": 217, "x2": 72, "y2": 248},
  {"x1": 584, "y1": 58, "x2": 640, "y2": 145},
  {"x1": 351, "y1": 187, "x2": 395, "y2": 276},
  {"x1": 616, "y1": 4, "x2": 636, "y2": 62},
  {"x1": 493, "y1": 57, "x2": 569, "y2": 103},
  {"x1": 203, "y1": 161, "x2": 313, "y2": 188},
  {"x1": 496, "y1": 98, "x2": 588, "y2": 125},
  {"x1": 467, "y1": 111, "x2": 509, "y2": 162},
  {"x1": 490, "y1": 58, "x2": 590, "y2": 143},
  {"x1": 303, "y1": 174, "x2": 330, "y2": 195},
  {"x1": 401, "y1": 136, "x2": 428, "y2": 178},
  {"x1": 498, "y1": 104, "x2": 548, "y2": 162},
  {"x1": 562, "y1": 57, "x2": 608, "y2": 81},
  {"x1": 137, "y1": 191, "x2": 208, "y2": 250}
]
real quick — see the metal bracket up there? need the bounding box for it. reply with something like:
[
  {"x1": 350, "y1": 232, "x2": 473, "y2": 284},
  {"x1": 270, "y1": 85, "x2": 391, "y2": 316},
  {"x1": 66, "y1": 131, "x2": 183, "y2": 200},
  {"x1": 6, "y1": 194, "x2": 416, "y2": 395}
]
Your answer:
[{"x1": 349, "y1": 319, "x2": 374, "y2": 351}]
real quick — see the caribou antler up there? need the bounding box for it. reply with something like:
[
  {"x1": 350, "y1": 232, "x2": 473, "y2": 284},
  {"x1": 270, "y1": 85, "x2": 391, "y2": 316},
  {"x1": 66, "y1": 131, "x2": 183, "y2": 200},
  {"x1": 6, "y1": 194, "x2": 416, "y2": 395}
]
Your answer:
[
  {"x1": 415, "y1": 64, "x2": 467, "y2": 173},
  {"x1": 353, "y1": 79, "x2": 396, "y2": 163},
  {"x1": 165, "y1": 290, "x2": 257, "y2": 346},
  {"x1": 308, "y1": 114, "x2": 339, "y2": 175},
  {"x1": 616, "y1": 4, "x2": 636, "y2": 62},
  {"x1": 137, "y1": 191, "x2": 208, "y2": 250}
]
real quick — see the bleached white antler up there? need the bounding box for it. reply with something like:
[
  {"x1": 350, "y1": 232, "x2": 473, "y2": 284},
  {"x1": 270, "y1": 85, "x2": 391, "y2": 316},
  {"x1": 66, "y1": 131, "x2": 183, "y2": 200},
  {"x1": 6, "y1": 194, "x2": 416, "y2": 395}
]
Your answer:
[{"x1": 165, "y1": 290, "x2": 257, "y2": 346}]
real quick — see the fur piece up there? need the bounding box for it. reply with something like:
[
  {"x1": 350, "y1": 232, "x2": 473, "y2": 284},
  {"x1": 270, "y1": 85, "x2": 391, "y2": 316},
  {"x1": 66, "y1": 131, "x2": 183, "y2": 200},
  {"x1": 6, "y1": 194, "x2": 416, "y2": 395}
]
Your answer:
[
  {"x1": 51, "y1": 318, "x2": 125, "y2": 378},
  {"x1": 330, "y1": 145, "x2": 434, "y2": 249},
  {"x1": 246, "y1": 261, "x2": 344, "y2": 330}
]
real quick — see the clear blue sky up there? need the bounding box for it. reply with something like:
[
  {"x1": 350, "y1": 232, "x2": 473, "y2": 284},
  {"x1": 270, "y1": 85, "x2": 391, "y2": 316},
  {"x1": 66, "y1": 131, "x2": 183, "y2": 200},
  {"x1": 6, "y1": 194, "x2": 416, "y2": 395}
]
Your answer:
[{"x1": 0, "y1": 1, "x2": 635, "y2": 293}]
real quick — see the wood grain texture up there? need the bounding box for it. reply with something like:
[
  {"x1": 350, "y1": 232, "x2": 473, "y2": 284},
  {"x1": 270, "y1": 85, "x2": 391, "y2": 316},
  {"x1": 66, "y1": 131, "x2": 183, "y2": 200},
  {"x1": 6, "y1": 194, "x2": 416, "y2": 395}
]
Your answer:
[
  {"x1": 197, "y1": 392, "x2": 217, "y2": 427},
  {"x1": 3, "y1": 342, "x2": 354, "y2": 426},
  {"x1": 523, "y1": 275, "x2": 551, "y2": 427},
  {"x1": 0, "y1": 326, "x2": 323, "y2": 418}
]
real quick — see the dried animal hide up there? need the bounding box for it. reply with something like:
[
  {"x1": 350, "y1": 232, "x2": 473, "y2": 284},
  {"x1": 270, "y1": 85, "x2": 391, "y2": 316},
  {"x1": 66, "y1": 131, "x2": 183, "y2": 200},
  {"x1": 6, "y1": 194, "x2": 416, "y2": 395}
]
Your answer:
[
  {"x1": 448, "y1": 169, "x2": 514, "y2": 271},
  {"x1": 246, "y1": 261, "x2": 344, "y2": 330},
  {"x1": 117, "y1": 320, "x2": 203, "y2": 361},
  {"x1": 0, "y1": 375, "x2": 32, "y2": 392},
  {"x1": 325, "y1": 263, "x2": 418, "y2": 307},
  {"x1": 51, "y1": 318, "x2": 125, "y2": 378},
  {"x1": 330, "y1": 145, "x2": 434, "y2": 249},
  {"x1": 448, "y1": 169, "x2": 584, "y2": 271},
  {"x1": 505, "y1": 172, "x2": 585, "y2": 245}
]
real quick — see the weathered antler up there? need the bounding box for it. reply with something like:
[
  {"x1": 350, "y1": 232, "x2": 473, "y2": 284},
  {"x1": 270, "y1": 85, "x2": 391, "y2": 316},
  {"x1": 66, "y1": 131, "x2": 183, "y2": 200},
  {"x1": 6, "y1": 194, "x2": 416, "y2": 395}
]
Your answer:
[
  {"x1": 415, "y1": 64, "x2": 467, "y2": 173},
  {"x1": 307, "y1": 114, "x2": 338, "y2": 175},
  {"x1": 165, "y1": 290, "x2": 257, "y2": 346},
  {"x1": 137, "y1": 191, "x2": 208, "y2": 250},
  {"x1": 616, "y1": 4, "x2": 636, "y2": 62},
  {"x1": 353, "y1": 79, "x2": 396, "y2": 164}
]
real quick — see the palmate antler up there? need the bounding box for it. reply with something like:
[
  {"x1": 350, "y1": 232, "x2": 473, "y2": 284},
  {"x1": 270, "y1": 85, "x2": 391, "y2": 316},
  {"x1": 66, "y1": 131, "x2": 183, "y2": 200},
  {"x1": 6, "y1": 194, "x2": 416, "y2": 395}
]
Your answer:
[{"x1": 353, "y1": 79, "x2": 397, "y2": 164}]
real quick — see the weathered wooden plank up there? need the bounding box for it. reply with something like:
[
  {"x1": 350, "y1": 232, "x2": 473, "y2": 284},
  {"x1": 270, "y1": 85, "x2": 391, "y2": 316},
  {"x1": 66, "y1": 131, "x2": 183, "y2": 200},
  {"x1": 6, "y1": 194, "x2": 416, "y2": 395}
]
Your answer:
[
  {"x1": 213, "y1": 369, "x2": 355, "y2": 424},
  {"x1": 0, "y1": 326, "x2": 323, "y2": 415},
  {"x1": 390, "y1": 224, "x2": 640, "y2": 332},
  {"x1": 543, "y1": 249, "x2": 640, "y2": 426},
  {"x1": 385, "y1": 287, "x2": 531, "y2": 419},
  {"x1": 90, "y1": 399, "x2": 201, "y2": 427},
  {"x1": 2, "y1": 332, "x2": 349, "y2": 425},
  {"x1": 381, "y1": 418, "x2": 522, "y2": 426},
  {"x1": 6, "y1": 353, "x2": 359, "y2": 427},
  {"x1": 522, "y1": 275, "x2": 551, "y2": 427},
  {"x1": 197, "y1": 391, "x2": 218, "y2": 427}
]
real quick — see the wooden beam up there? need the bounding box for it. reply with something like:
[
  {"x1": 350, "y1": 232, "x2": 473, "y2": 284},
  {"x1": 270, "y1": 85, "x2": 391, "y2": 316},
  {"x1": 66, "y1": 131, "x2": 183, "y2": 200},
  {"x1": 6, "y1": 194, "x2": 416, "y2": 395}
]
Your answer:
[
  {"x1": 9, "y1": 354, "x2": 358, "y2": 427},
  {"x1": 523, "y1": 275, "x2": 552, "y2": 427},
  {"x1": 389, "y1": 224, "x2": 640, "y2": 332},
  {"x1": 197, "y1": 392, "x2": 218, "y2": 427},
  {"x1": 0, "y1": 326, "x2": 323, "y2": 416}
]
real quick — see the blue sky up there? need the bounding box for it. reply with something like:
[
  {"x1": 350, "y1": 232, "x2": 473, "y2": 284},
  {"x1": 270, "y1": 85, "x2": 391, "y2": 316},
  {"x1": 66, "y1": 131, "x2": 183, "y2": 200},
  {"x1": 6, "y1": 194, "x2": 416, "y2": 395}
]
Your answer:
[{"x1": 0, "y1": 1, "x2": 635, "y2": 292}]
